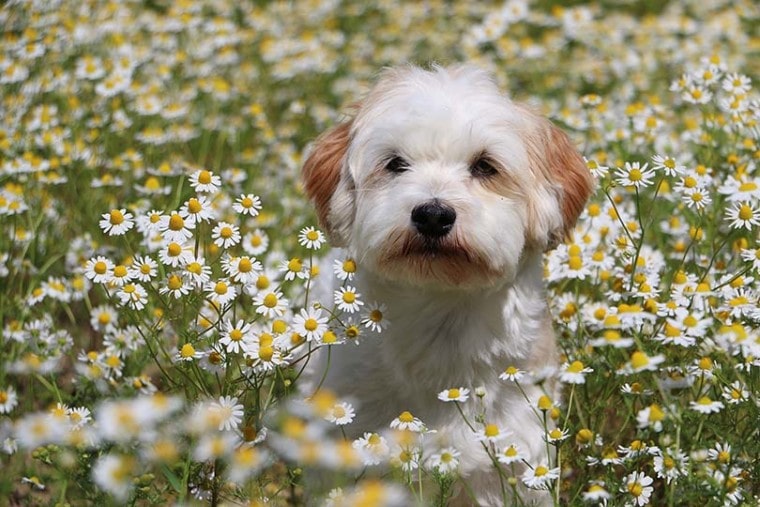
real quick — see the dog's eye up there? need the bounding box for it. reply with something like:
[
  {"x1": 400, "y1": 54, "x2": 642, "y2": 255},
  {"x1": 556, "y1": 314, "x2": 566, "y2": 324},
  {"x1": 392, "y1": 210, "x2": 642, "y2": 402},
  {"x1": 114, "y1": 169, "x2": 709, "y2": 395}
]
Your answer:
[
  {"x1": 470, "y1": 157, "x2": 498, "y2": 178},
  {"x1": 385, "y1": 156, "x2": 410, "y2": 174}
]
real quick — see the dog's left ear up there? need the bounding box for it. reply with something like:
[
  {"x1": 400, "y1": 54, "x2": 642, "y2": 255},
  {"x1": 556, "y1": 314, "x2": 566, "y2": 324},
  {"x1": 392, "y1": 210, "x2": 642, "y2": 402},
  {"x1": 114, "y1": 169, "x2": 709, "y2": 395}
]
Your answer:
[
  {"x1": 302, "y1": 120, "x2": 355, "y2": 247},
  {"x1": 528, "y1": 119, "x2": 596, "y2": 250}
]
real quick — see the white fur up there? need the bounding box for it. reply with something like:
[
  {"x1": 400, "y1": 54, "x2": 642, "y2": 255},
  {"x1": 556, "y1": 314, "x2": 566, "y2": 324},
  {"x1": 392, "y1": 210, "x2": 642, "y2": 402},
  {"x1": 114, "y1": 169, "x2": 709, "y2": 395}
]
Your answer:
[{"x1": 303, "y1": 65, "x2": 590, "y2": 506}]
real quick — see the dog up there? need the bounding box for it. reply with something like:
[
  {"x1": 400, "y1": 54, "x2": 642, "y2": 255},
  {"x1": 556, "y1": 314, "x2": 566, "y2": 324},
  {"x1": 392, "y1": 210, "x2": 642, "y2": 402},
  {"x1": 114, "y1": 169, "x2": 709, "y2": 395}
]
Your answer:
[{"x1": 301, "y1": 64, "x2": 594, "y2": 505}]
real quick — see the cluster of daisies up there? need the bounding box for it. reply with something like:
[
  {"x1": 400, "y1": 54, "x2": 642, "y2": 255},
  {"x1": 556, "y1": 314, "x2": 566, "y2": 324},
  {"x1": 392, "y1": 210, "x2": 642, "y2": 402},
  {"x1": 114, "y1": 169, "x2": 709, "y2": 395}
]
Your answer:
[{"x1": 1, "y1": 0, "x2": 759, "y2": 505}]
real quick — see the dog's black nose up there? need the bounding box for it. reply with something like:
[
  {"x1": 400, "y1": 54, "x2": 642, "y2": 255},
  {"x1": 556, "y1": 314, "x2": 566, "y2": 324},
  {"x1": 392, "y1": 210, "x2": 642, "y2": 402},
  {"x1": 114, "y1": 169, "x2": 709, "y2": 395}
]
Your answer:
[{"x1": 411, "y1": 200, "x2": 456, "y2": 238}]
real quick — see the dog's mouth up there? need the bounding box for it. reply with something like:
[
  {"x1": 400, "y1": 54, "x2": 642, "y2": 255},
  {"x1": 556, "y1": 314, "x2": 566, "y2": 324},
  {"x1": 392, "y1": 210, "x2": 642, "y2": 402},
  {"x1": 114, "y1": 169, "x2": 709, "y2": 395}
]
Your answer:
[{"x1": 375, "y1": 230, "x2": 502, "y2": 286}]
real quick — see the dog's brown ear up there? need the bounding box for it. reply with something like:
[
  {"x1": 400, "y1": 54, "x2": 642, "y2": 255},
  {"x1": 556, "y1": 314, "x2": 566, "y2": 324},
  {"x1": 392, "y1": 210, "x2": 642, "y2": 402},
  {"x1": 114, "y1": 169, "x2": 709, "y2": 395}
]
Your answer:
[
  {"x1": 302, "y1": 121, "x2": 353, "y2": 243},
  {"x1": 530, "y1": 120, "x2": 595, "y2": 249},
  {"x1": 544, "y1": 122, "x2": 595, "y2": 241}
]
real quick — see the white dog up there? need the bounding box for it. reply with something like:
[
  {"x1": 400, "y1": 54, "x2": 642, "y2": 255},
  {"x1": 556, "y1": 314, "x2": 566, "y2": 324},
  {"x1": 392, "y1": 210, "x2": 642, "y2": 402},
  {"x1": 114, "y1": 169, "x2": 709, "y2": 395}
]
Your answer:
[{"x1": 302, "y1": 65, "x2": 594, "y2": 506}]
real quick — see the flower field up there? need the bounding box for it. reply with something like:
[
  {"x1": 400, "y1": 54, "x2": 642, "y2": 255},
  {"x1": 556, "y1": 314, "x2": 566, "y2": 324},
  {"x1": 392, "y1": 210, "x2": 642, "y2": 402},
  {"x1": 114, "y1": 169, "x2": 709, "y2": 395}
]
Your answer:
[{"x1": 1, "y1": 0, "x2": 759, "y2": 505}]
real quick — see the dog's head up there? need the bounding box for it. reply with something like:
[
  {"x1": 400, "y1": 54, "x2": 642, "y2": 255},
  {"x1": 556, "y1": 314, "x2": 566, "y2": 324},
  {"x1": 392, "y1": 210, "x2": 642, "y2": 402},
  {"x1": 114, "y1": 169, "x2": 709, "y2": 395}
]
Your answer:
[{"x1": 303, "y1": 65, "x2": 594, "y2": 288}]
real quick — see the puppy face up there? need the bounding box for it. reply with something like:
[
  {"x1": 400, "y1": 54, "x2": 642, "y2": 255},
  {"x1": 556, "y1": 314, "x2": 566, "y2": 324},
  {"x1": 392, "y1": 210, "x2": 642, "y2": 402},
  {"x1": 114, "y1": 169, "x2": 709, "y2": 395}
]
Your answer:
[{"x1": 303, "y1": 65, "x2": 594, "y2": 288}]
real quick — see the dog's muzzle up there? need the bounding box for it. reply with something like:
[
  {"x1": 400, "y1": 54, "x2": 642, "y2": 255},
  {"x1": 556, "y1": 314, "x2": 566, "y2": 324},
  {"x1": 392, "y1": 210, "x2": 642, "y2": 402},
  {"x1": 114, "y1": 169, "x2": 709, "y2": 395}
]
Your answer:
[{"x1": 411, "y1": 199, "x2": 456, "y2": 238}]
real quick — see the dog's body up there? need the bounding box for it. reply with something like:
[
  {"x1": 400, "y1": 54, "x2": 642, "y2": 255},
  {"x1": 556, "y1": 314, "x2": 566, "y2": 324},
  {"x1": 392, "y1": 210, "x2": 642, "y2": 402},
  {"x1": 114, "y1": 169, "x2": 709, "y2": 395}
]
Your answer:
[{"x1": 302, "y1": 65, "x2": 594, "y2": 505}]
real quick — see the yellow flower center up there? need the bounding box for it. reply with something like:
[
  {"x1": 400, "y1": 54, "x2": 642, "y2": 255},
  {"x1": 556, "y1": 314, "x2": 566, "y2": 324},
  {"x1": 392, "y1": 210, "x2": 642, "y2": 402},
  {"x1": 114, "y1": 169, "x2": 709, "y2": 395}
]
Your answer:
[
  {"x1": 140, "y1": 263, "x2": 152, "y2": 275},
  {"x1": 149, "y1": 213, "x2": 161, "y2": 224},
  {"x1": 287, "y1": 258, "x2": 302, "y2": 272},
  {"x1": 113, "y1": 265, "x2": 127, "y2": 278},
  {"x1": 739, "y1": 181, "x2": 757, "y2": 192},
  {"x1": 342, "y1": 292, "x2": 356, "y2": 304},
  {"x1": 167, "y1": 275, "x2": 182, "y2": 290},
  {"x1": 187, "y1": 262, "x2": 202, "y2": 274},
  {"x1": 398, "y1": 411, "x2": 414, "y2": 423},
  {"x1": 250, "y1": 234, "x2": 262, "y2": 247},
  {"x1": 304, "y1": 318, "x2": 318, "y2": 332},
  {"x1": 484, "y1": 423, "x2": 499, "y2": 437},
  {"x1": 94, "y1": 261, "x2": 108, "y2": 274},
  {"x1": 214, "y1": 281, "x2": 228, "y2": 295},
  {"x1": 627, "y1": 482, "x2": 643, "y2": 497},
  {"x1": 167, "y1": 243, "x2": 182, "y2": 257},
  {"x1": 630, "y1": 351, "x2": 650, "y2": 369},
  {"x1": 109, "y1": 209, "x2": 124, "y2": 224},
  {"x1": 187, "y1": 198, "x2": 202, "y2": 214},
  {"x1": 168, "y1": 213, "x2": 184, "y2": 231},
  {"x1": 220, "y1": 226, "x2": 233, "y2": 239},
  {"x1": 504, "y1": 366, "x2": 519, "y2": 376},
  {"x1": 256, "y1": 275, "x2": 270, "y2": 290},
  {"x1": 447, "y1": 388, "x2": 460, "y2": 399},
  {"x1": 628, "y1": 168, "x2": 642, "y2": 181},
  {"x1": 342, "y1": 259, "x2": 357, "y2": 273},
  {"x1": 198, "y1": 170, "x2": 212, "y2": 184},
  {"x1": 229, "y1": 329, "x2": 243, "y2": 341},
  {"x1": 306, "y1": 230, "x2": 319, "y2": 241},
  {"x1": 566, "y1": 360, "x2": 585, "y2": 373},
  {"x1": 648, "y1": 404, "x2": 665, "y2": 422},
  {"x1": 738, "y1": 204, "x2": 753, "y2": 221},
  {"x1": 369, "y1": 309, "x2": 383, "y2": 322},
  {"x1": 258, "y1": 345, "x2": 274, "y2": 361},
  {"x1": 0, "y1": 391, "x2": 7, "y2": 403},
  {"x1": 263, "y1": 293, "x2": 277, "y2": 308},
  {"x1": 180, "y1": 343, "x2": 196, "y2": 358},
  {"x1": 568, "y1": 256, "x2": 583, "y2": 270},
  {"x1": 367, "y1": 433, "x2": 381, "y2": 446},
  {"x1": 534, "y1": 465, "x2": 548, "y2": 477},
  {"x1": 504, "y1": 446, "x2": 517, "y2": 457},
  {"x1": 123, "y1": 284, "x2": 136, "y2": 294},
  {"x1": 238, "y1": 257, "x2": 252, "y2": 272}
]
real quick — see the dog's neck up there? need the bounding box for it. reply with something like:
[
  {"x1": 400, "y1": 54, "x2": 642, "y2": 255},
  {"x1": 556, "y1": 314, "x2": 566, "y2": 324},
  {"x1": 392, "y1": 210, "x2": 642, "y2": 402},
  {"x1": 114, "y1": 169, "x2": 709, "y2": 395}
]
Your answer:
[{"x1": 355, "y1": 252, "x2": 556, "y2": 390}]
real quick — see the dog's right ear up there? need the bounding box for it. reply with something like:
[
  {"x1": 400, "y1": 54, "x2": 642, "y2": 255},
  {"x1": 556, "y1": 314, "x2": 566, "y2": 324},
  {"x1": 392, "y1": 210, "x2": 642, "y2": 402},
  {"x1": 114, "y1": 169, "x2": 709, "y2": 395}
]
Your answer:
[{"x1": 302, "y1": 120, "x2": 354, "y2": 247}]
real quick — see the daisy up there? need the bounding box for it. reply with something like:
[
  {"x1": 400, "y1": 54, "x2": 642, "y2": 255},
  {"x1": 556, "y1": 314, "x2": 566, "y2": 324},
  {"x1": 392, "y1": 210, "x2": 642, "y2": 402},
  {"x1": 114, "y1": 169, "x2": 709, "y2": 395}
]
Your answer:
[
  {"x1": 690, "y1": 396, "x2": 724, "y2": 414},
  {"x1": 333, "y1": 257, "x2": 358, "y2": 281},
  {"x1": 653, "y1": 449, "x2": 688, "y2": 484},
  {"x1": 242, "y1": 229, "x2": 269, "y2": 256},
  {"x1": 352, "y1": 432, "x2": 389, "y2": 466},
  {"x1": 117, "y1": 283, "x2": 148, "y2": 310},
  {"x1": 614, "y1": 162, "x2": 655, "y2": 188},
  {"x1": 522, "y1": 464, "x2": 559, "y2": 490},
  {"x1": 621, "y1": 471, "x2": 654, "y2": 506},
  {"x1": 233, "y1": 194, "x2": 262, "y2": 216},
  {"x1": 582, "y1": 483, "x2": 611, "y2": 503},
  {"x1": 253, "y1": 290, "x2": 288, "y2": 318},
  {"x1": 722, "y1": 73, "x2": 752, "y2": 94},
  {"x1": 618, "y1": 350, "x2": 665, "y2": 374},
  {"x1": 84, "y1": 256, "x2": 114, "y2": 284},
  {"x1": 497, "y1": 443, "x2": 525, "y2": 465},
  {"x1": 427, "y1": 447, "x2": 460, "y2": 474},
  {"x1": 545, "y1": 427, "x2": 570, "y2": 443},
  {"x1": 725, "y1": 201, "x2": 760, "y2": 230},
  {"x1": 584, "y1": 158, "x2": 609, "y2": 178},
  {"x1": 68, "y1": 407, "x2": 92, "y2": 430},
  {"x1": 92, "y1": 454, "x2": 135, "y2": 501},
  {"x1": 175, "y1": 342, "x2": 203, "y2": 362},
  {"x1": 559, "y1": 360, "x2": 593, "y2": 384},
  {"x1": 292, "y1": 307, "x2": 328, "y2": 342},
  {"x1": 189, "y1": 169, "x2": 221, "y2": 193},
  {"x1": 222, "y1": 254, "x2": 261, "y2": 284},
  {"x1": 160, "y1": 274, "x2": 191, "y2": 299},
  {"x1": 280, "y1": 257, "x2": 307, "y2": 281},
  {"x1": 90, "y1": 305, "x2": 119, "y2": 332},
  {"x1": 437, "y1": 387, "x2": 470, "y2": 403},
  {"x1": 227, "y1": 445, "x2": 268, "y2": 484},
  {"x1": 219, "y1": 319, "x2": 253, "y2": 354},
  {"x1": 211, "y1": 222, "x2": 241, "y2": 249},
  {"x1": 0, "y1": 385, "x2": 18, "y2": 413},
  {"x1": 180, "y1": 196, "x2": 215, "y2": 223},
  {"x1": 210, "y1": 396, "x2": 245, "y2": 432},
  {"x1": 158, "y1": 242, "x2": 194, "y2": 268},
  {"x1": 100, "y1": 208, "x2": 135, "y2": 236},
  {"x1": 205, "y1": 279, "x2": 238, "y2": 307},
  {"x1": 108, "y1": 265, "x2": 132, "y2": 287},
  {"x1": 129, "y1": 255, "x2": 158, "y2": 282},
  {"x1": 184, "y1": 257, "x2": 212, "y2": 287},
  {"x1": 361, "y1": 303, "x2": 389, "y2": 333},
  {"x1": 159, "y1": 213, "x2": 195, "y2": 243},
  {"x1": 389, "y1": 411, "x2": 425, "y2": 432},
  {"x1": 681, "y1": 187, "x2": 711, "y2": 210},
  {"x1": 334, "y1": 285, "x2": 364, "y2": 313},
  {"x1": 475, "y1": 422, "x2": 509, "y2": 443},
  {"x1": 722, "y1": 381, "x2": 749, "y2": 404},
  {"x1": 499, "y1": 365, "x2": 525, "y2": 382},
  {"x1": 325, "y1": 402, "x2": 355, "y2": 426},
  {"x1": 298, "y1": 226, "x2": 325, "y2": 250},
  {"x1": 636, "y1": 404, "x2": 666, "y2": 432},
  {"x1": 651, "y1": 154, "x2": 686, "y2": 176}
]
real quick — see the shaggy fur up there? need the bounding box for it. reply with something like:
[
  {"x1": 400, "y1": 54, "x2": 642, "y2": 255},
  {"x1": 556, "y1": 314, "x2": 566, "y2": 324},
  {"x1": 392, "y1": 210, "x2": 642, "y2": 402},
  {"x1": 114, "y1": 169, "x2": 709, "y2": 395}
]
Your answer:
[{"x1": 302, "y1": 64, "x2": 594, "y2": 506}]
